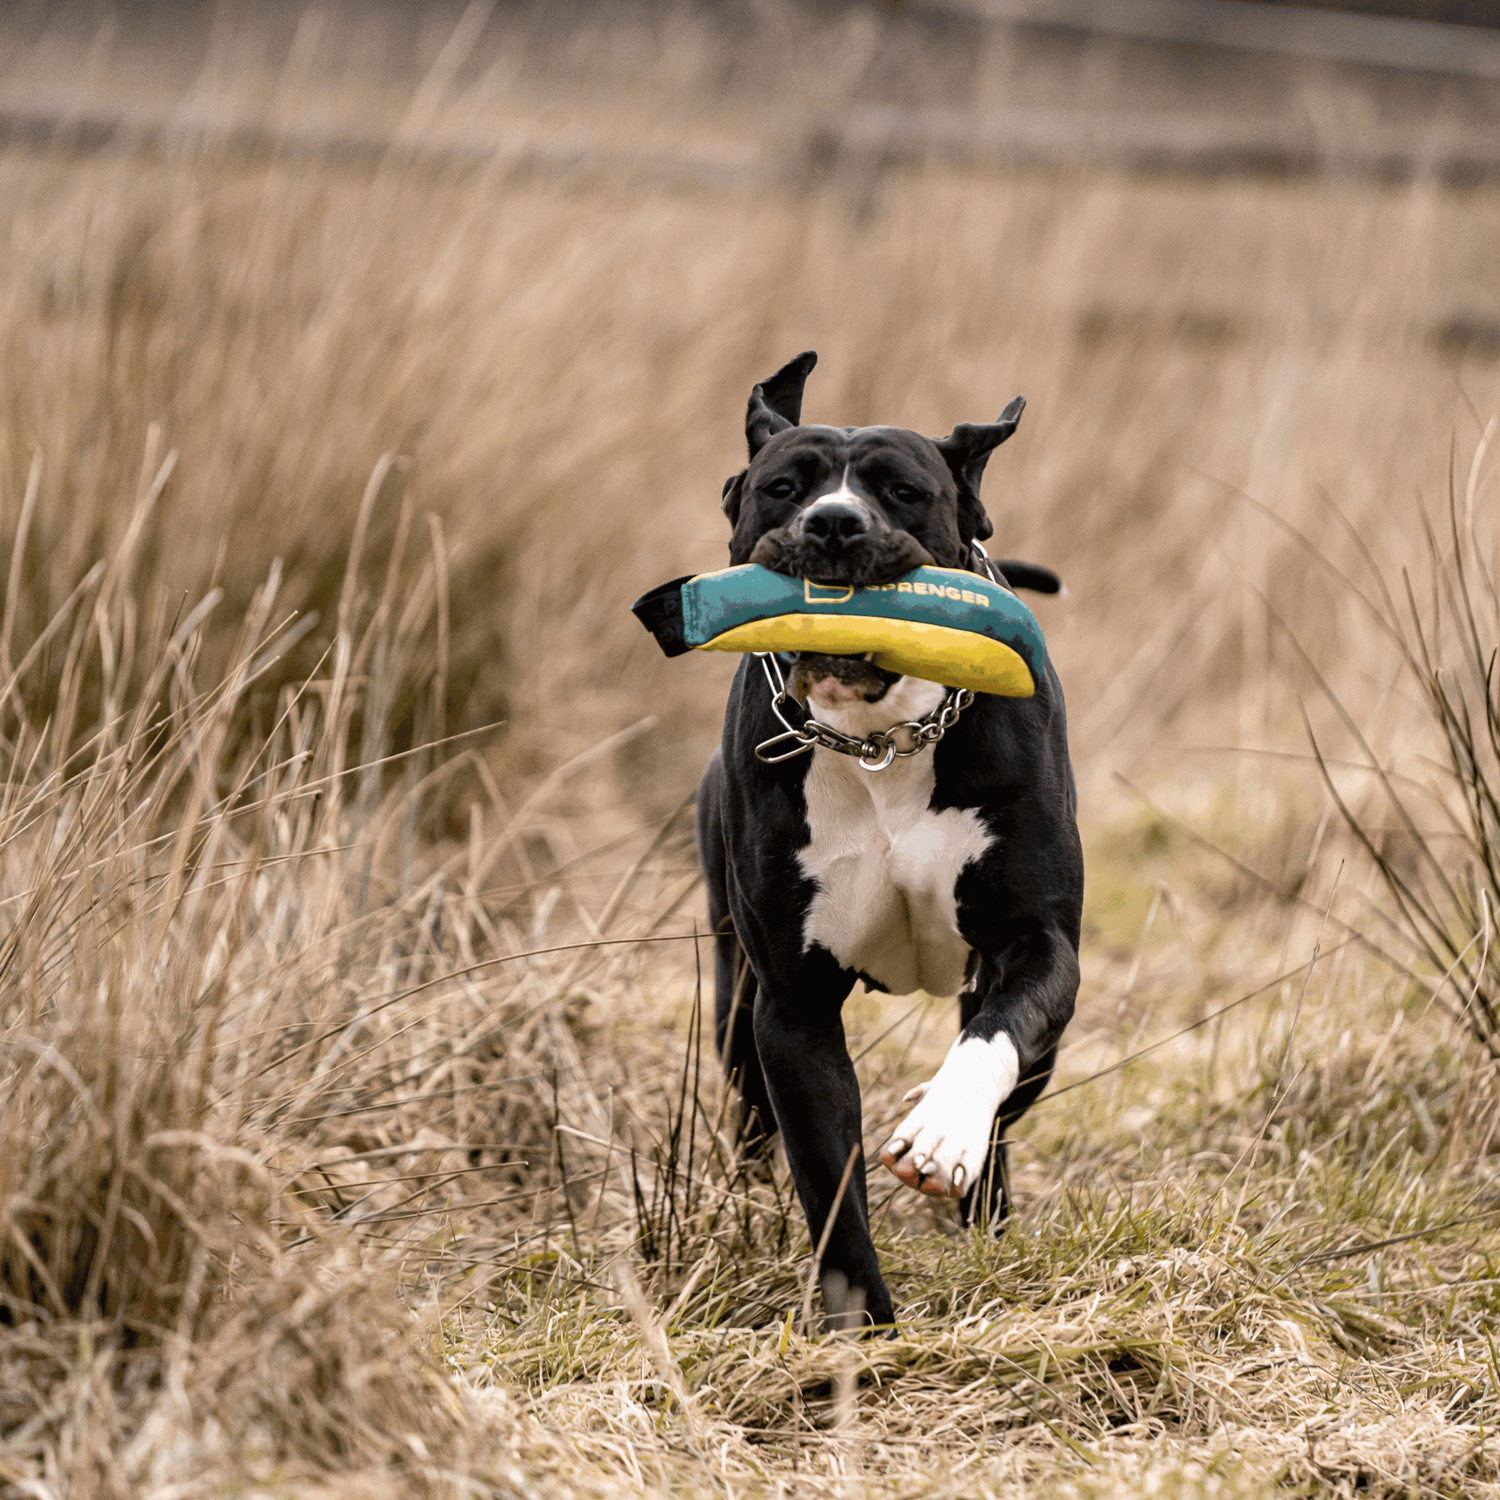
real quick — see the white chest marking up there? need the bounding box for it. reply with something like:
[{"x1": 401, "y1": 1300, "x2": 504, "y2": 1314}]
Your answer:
[{"x1": 796, "y1": 677, "x2": 993, "y2": 998}]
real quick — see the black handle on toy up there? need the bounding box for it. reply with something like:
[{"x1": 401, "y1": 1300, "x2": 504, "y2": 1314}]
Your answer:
[
  {"x1": 996, "y1": 561, "x2": 1062, "y2": 595},
  {"x1": 630, "y1": 575, "x2": 693, "y2": 657}
]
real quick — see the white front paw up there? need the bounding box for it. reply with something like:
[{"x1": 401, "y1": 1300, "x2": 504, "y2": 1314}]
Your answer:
[
  {"x1": 878, "y1": 1033, "x2": 1020, "y2": 1200},
  {"x1": 879, "y1": 1095, "x2": 988, "y2": 1197}
]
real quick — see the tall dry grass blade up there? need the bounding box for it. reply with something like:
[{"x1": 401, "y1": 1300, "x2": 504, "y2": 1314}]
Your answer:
[{"x1": 0, "y1": 448, "x2": 41, "y2": 694}]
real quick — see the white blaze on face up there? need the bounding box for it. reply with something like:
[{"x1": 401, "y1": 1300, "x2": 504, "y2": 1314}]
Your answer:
[
  {"x1": 798, "y1": 466, "x2": 869, "y2": 532},
  {"x1": 879, "y1": 1031, "x2": 1020, "y2": 1199}
]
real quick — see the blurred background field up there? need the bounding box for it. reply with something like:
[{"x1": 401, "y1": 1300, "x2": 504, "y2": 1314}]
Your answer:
[{"x1": 2, "y1": 1, "x2": 1500, "y2": 1496}]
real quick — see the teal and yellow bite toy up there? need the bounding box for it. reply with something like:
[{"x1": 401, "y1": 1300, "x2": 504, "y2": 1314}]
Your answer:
[{"x1": 631, "y1": 563, "x2": 1045, "y2": 697}]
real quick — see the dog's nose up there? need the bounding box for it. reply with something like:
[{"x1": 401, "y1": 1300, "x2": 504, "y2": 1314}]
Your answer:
[{"x1": 801, "y1": 502, "x2": 868, "y2": 542}]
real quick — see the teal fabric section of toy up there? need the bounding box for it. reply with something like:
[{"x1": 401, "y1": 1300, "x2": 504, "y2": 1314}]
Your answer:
[{"x1": 678, "y1": 564, "x2": 1048, "y2": 687}]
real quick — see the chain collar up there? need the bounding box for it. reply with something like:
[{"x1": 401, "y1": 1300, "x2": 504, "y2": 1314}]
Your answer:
[
  {"x1": 752, "y1": 651, "x2": 973, "y2": 771},
  {"x1": 749, "y1": 545, "x2": 1004, "y2": 772}
]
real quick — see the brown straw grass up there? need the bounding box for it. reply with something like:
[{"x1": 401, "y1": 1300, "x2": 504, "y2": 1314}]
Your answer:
[{"x1": 1, "y1": 4, "x2": 1499, "y2": 1495}]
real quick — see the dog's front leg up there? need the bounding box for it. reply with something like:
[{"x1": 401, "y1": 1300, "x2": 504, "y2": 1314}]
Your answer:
[
  {"x1": 752, "y1": 976, "x2": 893, "y2": 1329},
  {"x1": 879, "y1": 923, "x2": 1079, "y2": 1204}
]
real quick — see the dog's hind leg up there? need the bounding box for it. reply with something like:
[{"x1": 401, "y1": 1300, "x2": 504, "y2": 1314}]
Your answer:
[
  {"x1": 697, "y1": 752, "x2": 776, "y2": 1159},
  {"x1": 718, "y1": 940, "x2": 776, "y2": 1161}
]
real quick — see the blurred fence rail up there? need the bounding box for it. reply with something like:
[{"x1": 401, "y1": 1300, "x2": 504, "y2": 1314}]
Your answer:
[
  {"x1": 805, "y1": 101, "x2": 1500, "y2": 189},
  {"x1": 942, "y1": 0, "x2": 1500, "y2": 77},
  {"x1": 0, "y1": 87, "x2": 764, "y2": 191},
  {"x1": 1, "y1": 89, "x2": 1496, "y2": 195},
  {"x1": 2, "y1": 0, "x2": 1498, "y2": 189}
]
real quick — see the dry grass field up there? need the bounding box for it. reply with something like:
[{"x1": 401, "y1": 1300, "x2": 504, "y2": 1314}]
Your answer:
[{"x1": 3, "y1": 3, "x2": 1500, "y2": 1495}]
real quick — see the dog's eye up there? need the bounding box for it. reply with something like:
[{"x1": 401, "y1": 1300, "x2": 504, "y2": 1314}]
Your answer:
[
  {"x1": 888, "y1": 484, "x2": 924, "y2": 504},
  {"x1": 763, "y1": 479, "x2": 797, "y2": 500}
]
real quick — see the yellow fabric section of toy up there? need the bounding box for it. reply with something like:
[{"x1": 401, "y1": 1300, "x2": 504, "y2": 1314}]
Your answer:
[{"x1": 701, "y1": 614, "x2": 1035, "y2": 697}]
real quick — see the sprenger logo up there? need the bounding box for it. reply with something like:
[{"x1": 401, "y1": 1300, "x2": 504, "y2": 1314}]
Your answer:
[
  {"x1": 866, "y1": 580, "x2": 991, "y2": 607},
  {"x1": 803, "y1": 580, "x2": 855, "y2": 604},
  {"x1": 801, "y1": 577, "x2": 991, "y2": 607}
]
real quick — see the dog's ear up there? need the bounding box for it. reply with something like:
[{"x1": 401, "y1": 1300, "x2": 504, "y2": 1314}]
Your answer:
[
  {"x1": 933, "y1": 395, "x2": 1025, "y2": 543},
  {"x1": 721, "y1": 470, "x2": 746, "y2": 525},
  {"x1": 745, "y1": 349, "x2": 818, "y2": 458}
]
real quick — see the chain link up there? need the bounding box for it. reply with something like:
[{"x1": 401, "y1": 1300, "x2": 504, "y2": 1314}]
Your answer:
[{"x1": 753, "y1": 652, "x2": 973, "y2": 772}]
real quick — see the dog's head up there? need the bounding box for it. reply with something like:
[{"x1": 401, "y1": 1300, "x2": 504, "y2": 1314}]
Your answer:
[
  {"x1": 720, "y1": 350, "x2": 1024, "y2": 589},
  {"x1": 719, "y1": 351, "x2": 1026, "y2": 706}
]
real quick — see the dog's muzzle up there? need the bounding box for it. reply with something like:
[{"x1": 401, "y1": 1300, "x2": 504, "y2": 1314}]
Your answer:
[
  {"x1": 801, "y1": 500, "x2": 868, "y2": 548},
  {"x1": 748, "y1": 498, "x2": 934, "y2": 586},
  {"x1": 787, "y1": 651, "x2": 899, "y2": 705}
]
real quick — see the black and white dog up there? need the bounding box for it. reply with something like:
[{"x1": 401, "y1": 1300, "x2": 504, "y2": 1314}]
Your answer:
[{"x1": 695, "y1": 351, "x2": 1083, "y2": 1329}]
